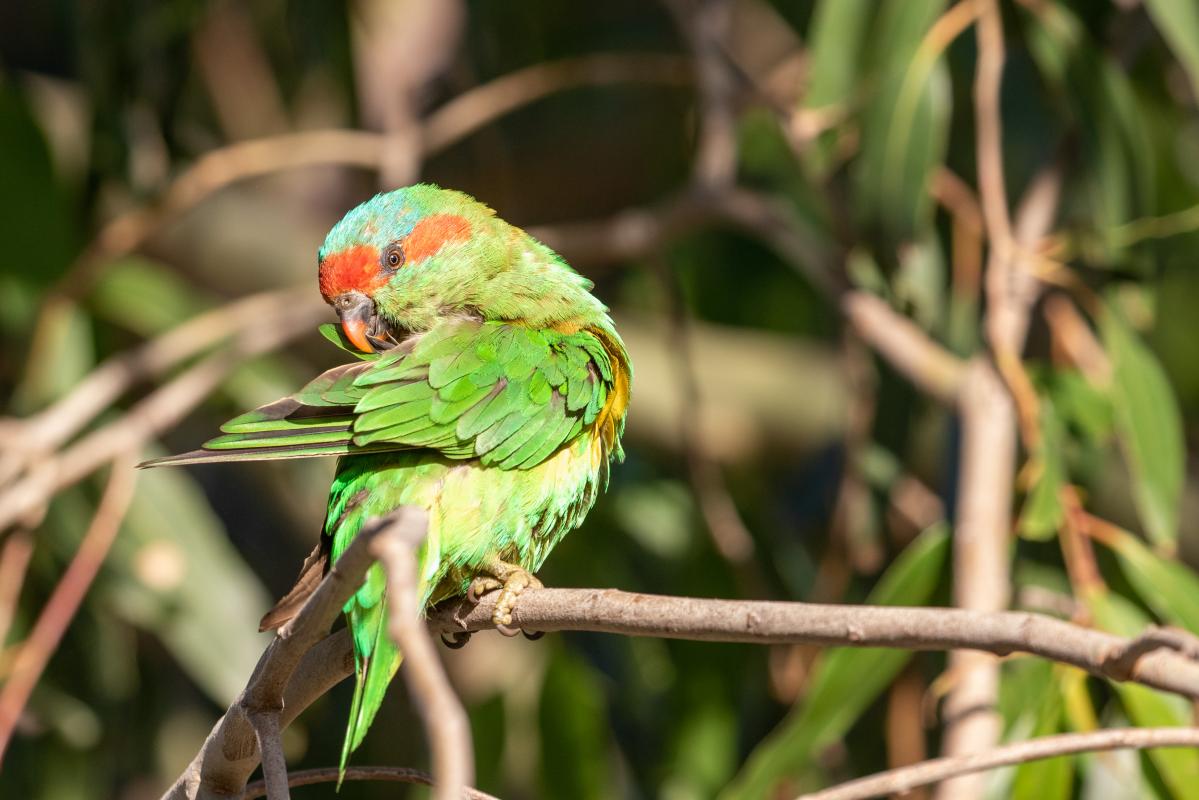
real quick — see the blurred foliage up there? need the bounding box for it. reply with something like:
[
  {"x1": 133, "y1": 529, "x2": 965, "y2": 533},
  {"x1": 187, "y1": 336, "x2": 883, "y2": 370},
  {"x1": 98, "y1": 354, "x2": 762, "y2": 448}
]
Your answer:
[{"x1": 2, "y1": 0, "x2": 1199, "y2": 798}]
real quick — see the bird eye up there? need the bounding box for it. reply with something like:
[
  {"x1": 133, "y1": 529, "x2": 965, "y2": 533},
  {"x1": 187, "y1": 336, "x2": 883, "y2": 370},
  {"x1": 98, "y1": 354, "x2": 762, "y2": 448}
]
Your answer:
[{"x1": 381, "y1": 242, "x2": 405, "y2": 272}]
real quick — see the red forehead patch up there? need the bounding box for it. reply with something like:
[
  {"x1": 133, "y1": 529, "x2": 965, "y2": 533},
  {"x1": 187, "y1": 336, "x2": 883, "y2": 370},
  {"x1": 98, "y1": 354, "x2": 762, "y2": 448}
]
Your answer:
[
  {"x1": 404, "y1": 214, "x2": 472, "y2": 263},
  {"x1": 318, "y1": 244, "x2": 386, "y2": 300}
]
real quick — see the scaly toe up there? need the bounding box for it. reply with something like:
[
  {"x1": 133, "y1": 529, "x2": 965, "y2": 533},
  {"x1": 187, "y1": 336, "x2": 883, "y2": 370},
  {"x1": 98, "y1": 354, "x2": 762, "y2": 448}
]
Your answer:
[{"x1": 467, "y1": 576, "x2": 503, "y2": 605}]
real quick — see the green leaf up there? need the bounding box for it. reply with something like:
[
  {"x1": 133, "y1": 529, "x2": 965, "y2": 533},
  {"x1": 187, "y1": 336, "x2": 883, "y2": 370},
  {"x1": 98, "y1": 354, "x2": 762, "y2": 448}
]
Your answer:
[
  {"x1": 1024, "y1": 4, "x2": 1155, "y2": 252},
  {"x1": 1049, "y1": 371, "x2": 1112, "y2": 444},
  {"x1": 1101, "y1": 306, "x2": 1184, "y2": 550},
  {"x1": 0, "y1": 84, "x2": 76, "y2": 291},
  {"x1": 721, "y1": 524, "x2": 950, "y2": 799},
  {"x1": 853, "y1": 0, "x2": 951, "y2": 239},
  {"x1": 666, "y1": 694, "x2": 738, "y2": 799},
  {"x1": 1018, "y1": 403, "x2": 1067, "y2": 542},
  {"x1": 1011, "y1": 668, "x2": 1074, "y2": 800},
  {"x1": 1087, "y1": 590, "x2": 1199, "y2": 799},
  {"x1": 10, "y1": 299, "x2": 94, "y2": 412},
  {"x1": 893, "y1": 234, "x2": 946, "y2": 333},
  {"x1": 539, "y1": 646, "x2": 615, "y2": 800},
  {"x1": 1102, "y1": 528, "x2": 1199, "y2": 634},
  {"x1": 801, "y1": 0, "x2": 873, "y2": 176},
  {"x1": 89, "y1": 257, "x2": 213, "y2": 336},
  {"x1": 1144, "y1": 0, "x2": 1199, "y2": 100},
  {"x1": 105, "y1": 459, "x2": 273, "y2": 704}
]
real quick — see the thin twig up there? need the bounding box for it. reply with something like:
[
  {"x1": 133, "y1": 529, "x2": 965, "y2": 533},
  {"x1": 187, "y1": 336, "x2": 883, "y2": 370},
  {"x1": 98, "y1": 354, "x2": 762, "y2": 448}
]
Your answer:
[
  {"x1": 50, "y1": 52, "x2": 690, "y2": 302},
  {"x1": 423, "y1": 53, "x2": 690, "y2": 155},
  {"x1": 840, "y1": 293, "x2": 965, "y2": 405},
  {"x1": 0, "y1": 299, "x2": 323, "y2": 534},
  {"x1": 796, "y1": 727, "x2": 1199, "y2": 800},
  {"x1": 372, "y1": 510, "x2": 472, "y2": 800},
  {"x1": 244, "y1": 765, "x2": 500, "y2": 800},
  {"x1": 0, "y1": 455, "x2": 138, "y2": 762},
  {"x1": 0, "y1": 287, "x2": 317, "y2": 482},
  {"x1": 0, "y1": 530, "x2": 34, "y2": 648},
  {"x1": 663, "y1": 0, "x2": 738, "y2": 190},
  {"x1": 658, "y1": 259, "x2": 759, "y2": 574}
]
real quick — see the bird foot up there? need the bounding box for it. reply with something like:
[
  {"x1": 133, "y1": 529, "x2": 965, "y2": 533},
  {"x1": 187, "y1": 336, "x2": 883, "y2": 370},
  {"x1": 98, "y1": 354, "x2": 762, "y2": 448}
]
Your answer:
[
  {"x1": 466, "y1": 576, "x2": 503, "y2": 605},
  {"x1": 468, "y1": 559, "x2": 543, "y2": 636}
]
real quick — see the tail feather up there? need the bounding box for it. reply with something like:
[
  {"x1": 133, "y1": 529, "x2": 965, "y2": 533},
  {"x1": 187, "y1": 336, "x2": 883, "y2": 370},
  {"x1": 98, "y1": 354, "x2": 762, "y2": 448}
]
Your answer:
[{"x1": 339, "y1": 593, "x2": 403, "y2": 781}]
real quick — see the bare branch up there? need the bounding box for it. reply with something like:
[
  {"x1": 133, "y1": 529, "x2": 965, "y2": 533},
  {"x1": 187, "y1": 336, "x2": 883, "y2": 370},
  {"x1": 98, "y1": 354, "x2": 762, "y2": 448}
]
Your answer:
[
  {"x1": 0, "y1": 298, "x2": 323, "y2": 534},
  {"x1": 51, "y1": 51, "x2": 690, "y2": 302},
  {"x1": 431, "y1": 588, "x2": 1199, "y2": 700},
  {"x1": 0, "y1": 287, "x2": 318, "y2": 482},
  {"x1": 372, "y1": 510, "x2": 472, "y2": 800},
  {"x1": 796, "y1": 727, "x2": 1199, "y2": 800},
  {"x1": 248, "y1": 711, "x2": 289, "y2": 800},
  {"x1": 938, "y1": 0, "x2": 1065, "y2": 787},
  {"x1": 0, "y1": 456, "x2": 138, "y2": 762},
  {"x1": 423, "y1": 53, "x2": 690, "y2": 155},
  {"x1": 244, "y1": 766, "x2": 500, "y2": 800},
  {"x1": 165, "y1": 571, "x2": 1199, "y2": 798},
  {"x1": 164, "y1": 508, "x2": 388, "y2": 799},
  {"x1": 0, "y1": 530, "x2": 34, "y2": 650},
  {"x1": 663, "y1": 0, "x2": 738, "y2": 190},
  {"x1": 840, "y1": 293, "x2": 965, "y2": 405}
]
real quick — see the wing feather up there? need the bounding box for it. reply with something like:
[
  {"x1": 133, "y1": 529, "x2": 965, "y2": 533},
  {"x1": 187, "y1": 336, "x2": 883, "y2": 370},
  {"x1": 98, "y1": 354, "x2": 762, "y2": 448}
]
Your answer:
[{"x1": 140, "y1": 319, "x2": 620, "y2": 471}]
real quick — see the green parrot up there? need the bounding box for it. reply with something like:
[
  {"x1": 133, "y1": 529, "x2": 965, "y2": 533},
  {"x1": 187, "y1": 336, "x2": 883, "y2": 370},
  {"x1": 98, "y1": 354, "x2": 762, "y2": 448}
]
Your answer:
[{"x1": 142, "y1": 184, "x2": 631, "y2": 768}]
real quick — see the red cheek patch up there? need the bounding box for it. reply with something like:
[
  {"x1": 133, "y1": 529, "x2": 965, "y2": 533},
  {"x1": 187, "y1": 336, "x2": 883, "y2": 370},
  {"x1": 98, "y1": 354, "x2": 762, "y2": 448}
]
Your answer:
[
  {"x1": 318, "y1": 244, "x2": 387, "y2": 299},
  {"x1": 404, "y1": 214, "x2": 471, "y2": 263}
]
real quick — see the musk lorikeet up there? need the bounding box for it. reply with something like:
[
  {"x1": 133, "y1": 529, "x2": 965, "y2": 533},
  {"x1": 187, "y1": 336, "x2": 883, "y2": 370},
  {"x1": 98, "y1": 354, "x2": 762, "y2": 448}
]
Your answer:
[{"x1": 141, "y1": 184, "x2": 631, "y2": 768}]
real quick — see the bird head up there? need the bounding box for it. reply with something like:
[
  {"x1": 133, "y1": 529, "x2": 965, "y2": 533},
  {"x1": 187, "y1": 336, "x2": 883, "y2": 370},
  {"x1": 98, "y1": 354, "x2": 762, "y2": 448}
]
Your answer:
[
  {"x1": 318, "y1": 183, "x2": 605, "y2": 353},
  {"x1": 317, "y1": 184, "x2": 503, "y2": 352}
]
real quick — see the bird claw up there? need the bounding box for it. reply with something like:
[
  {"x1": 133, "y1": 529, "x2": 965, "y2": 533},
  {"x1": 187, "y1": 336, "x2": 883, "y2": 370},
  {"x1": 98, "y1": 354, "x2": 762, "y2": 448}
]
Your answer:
[
  {"x1": 469, "y1": 558, "x2": 544, "y2": 636},
  {"x1": 467, "y1": 576, "x2": 503, "y2": 605},
  {"x1": 522, "y1": 629, "x2": 545, "y2": 641},
  {"x1": 440, "y1": 631, "x2": 472, "y2": 649}
]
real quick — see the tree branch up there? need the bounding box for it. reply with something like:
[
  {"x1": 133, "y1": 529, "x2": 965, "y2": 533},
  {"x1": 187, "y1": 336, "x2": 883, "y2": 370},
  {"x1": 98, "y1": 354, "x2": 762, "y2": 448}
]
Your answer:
[
  {"x1": 840, "y1": 293, "x2": 965, "y2": 405},
  {"x1": 165, "y1": 571, "x2": 1199, "y2": 798},
  {"x1": 372, "y1": 511, "x2": 472, "y2": 800},
  {"x1": 0, "y1": 456, "x2": 138, "y2": 762},
  {"x1": 162, "y1": 507, "x2": 389, "y2": 799},
  {"x1": 244, "y1": 766, "x2": 499, "y2": 800},
  {"x1": 796, "y1": 727, "x2": 1199, "y2": 800},
  {"x1": 431, "y1": 588, "x2": 1199, "y2": 700}
]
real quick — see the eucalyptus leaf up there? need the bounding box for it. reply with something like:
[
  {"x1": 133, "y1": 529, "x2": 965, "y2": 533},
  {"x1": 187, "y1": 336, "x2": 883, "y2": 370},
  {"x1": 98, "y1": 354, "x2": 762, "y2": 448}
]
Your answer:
[
  {"x1": 1144, "y1": 0, "x2": 1199, "y2": 100},
  {"x1": 1011, "y1": 668, "x2": 1073, "y2": 800},
  {"x1": 1018, "y1": 404, "x2": 1067, "y2": 542},
  {"x1": 1102, "y1": 528, "x2": 1199, "y2": 634},
  {"x1": 105, "y1": 459, "x2": 273, "y2": 705},
  {"x1": 1101, "y1": 307, "x2": 1184, "y2": 550},
  {"x1": 853, "y1": 0, "x2": 951, "y2": 239},
  {"x1": 1087, "y1": 590, "x2": 1199, "y2": 798}
]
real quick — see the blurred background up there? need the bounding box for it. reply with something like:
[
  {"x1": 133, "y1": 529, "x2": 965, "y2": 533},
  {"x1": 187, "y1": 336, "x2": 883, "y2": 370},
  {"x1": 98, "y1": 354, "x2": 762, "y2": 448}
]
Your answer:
[{"x1": 3, "y1": 0, "x2": 1199, "y2": 798}]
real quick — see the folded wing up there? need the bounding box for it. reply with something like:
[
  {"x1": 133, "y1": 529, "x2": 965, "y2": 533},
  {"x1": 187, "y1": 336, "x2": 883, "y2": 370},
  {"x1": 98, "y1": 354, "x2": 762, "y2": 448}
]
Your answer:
[{"x1": 139, "y1": 320, "x2": 614, "y2": 471}]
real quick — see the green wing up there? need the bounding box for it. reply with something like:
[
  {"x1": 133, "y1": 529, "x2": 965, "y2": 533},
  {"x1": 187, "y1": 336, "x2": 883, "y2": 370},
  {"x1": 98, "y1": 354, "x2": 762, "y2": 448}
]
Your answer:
[{"x1": 140, "y1": 320, "x2": 614, "y2": 471}]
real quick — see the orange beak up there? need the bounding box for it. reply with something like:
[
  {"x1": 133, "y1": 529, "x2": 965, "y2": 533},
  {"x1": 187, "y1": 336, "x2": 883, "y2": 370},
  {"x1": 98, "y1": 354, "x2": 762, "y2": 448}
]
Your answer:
[
  {"x1": 341, "y1": 317, "x2": 374, "y2": 353},
  {"x1": 334, "y1": 291, "x2": 376, "y2": 353}
]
